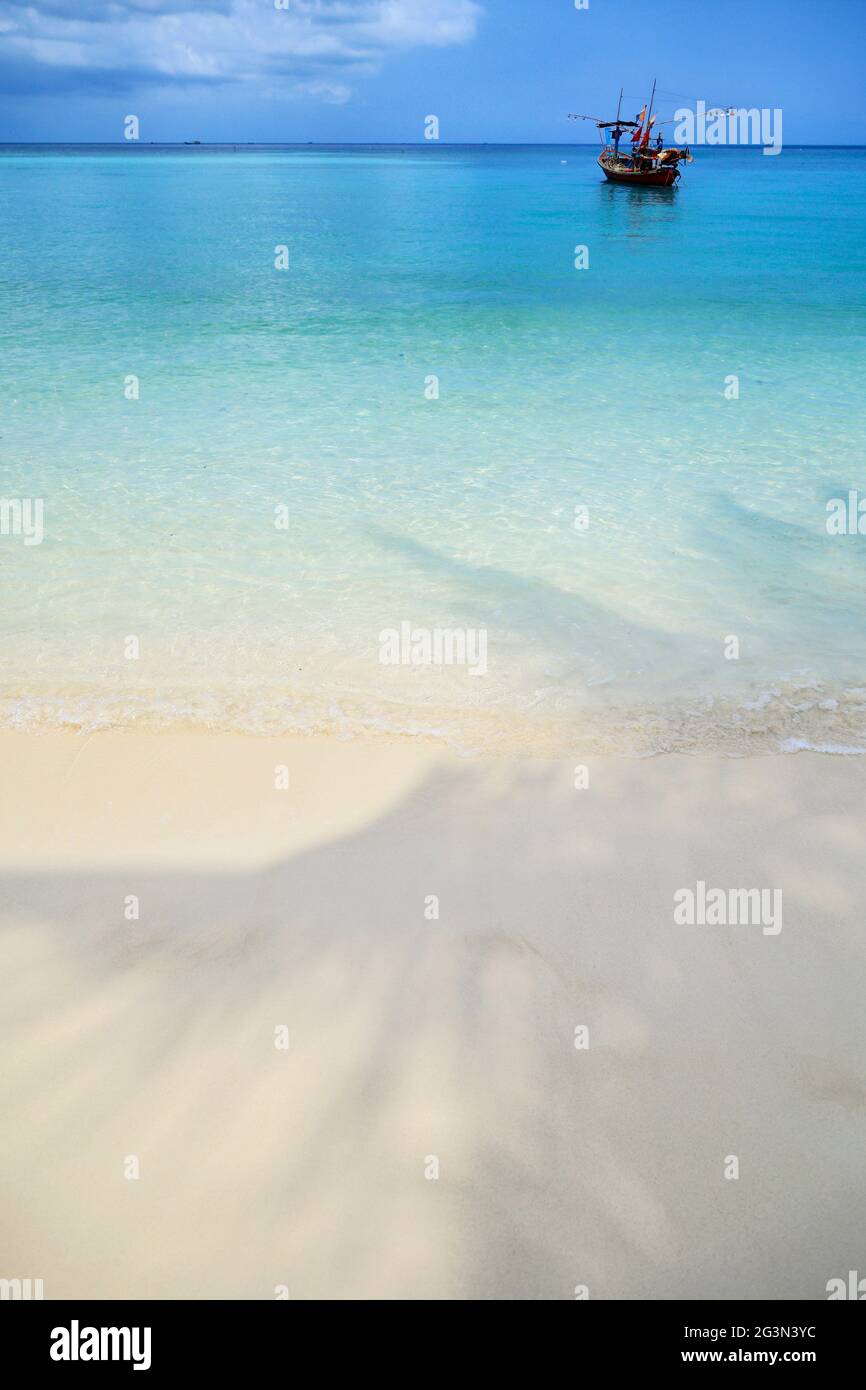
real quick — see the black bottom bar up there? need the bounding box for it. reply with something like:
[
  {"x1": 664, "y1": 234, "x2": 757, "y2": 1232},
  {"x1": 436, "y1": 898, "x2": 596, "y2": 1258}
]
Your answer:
[{"x1": 4, "y1": 1298, "x2": 861, "y2": 1374}]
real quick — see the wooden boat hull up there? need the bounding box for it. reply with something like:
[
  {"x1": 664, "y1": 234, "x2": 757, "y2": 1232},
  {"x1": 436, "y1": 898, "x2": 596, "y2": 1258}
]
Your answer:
[{"x1": 598, "y1": 155, "x2": 679, "y2": 187}]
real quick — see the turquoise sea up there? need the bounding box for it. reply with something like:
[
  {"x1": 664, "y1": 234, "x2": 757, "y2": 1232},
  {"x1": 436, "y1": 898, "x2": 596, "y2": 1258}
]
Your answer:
[{"x1": 1, "y1": 143, "x2": 865, "y2": 754}]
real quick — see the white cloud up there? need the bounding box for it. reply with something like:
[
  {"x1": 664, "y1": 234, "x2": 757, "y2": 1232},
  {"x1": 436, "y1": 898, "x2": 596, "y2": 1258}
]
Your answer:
[{"x1": 0, "y1": 0, "x2": 483, "y2": 99}]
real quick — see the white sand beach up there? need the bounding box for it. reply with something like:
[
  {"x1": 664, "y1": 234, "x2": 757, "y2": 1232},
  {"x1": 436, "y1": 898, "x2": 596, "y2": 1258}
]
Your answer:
[{"x1": 1, "y1": 730, "x2": 864, "y2": 1299}]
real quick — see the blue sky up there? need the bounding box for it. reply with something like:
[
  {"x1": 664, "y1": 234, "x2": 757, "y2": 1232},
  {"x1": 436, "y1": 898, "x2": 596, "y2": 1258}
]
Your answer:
[{"x1": 0, "y1": 0, "x2": 864, "y2": 144}]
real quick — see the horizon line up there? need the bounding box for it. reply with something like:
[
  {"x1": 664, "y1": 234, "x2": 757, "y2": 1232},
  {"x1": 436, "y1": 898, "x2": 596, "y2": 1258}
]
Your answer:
[{"x1": 2, "y1": 140, "x2": 865, "y2": 149}]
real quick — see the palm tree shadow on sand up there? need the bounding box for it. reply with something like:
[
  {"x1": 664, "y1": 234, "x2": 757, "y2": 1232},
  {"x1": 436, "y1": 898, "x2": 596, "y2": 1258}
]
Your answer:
[{"x1": 1, "y1": 755, "x2": 865, "y2": 1299}]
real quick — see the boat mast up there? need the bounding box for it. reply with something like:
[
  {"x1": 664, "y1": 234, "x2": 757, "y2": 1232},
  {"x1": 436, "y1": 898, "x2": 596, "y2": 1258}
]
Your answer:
[
  {"x1": 644, "y1": 78, "x2": 657, "y2": 145},
  {"x1": 607, "y1": 86, "x2": 623, "y2": 154}
]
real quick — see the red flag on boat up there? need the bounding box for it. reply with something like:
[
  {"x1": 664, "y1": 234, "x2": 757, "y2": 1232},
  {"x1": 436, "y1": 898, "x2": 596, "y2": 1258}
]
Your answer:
[
  {"x1": 640, "y1": 115, "x2": 656, "y2": 148},
  {"x1": 630, "y1": 107, "x2": 647, "y2": 142}
]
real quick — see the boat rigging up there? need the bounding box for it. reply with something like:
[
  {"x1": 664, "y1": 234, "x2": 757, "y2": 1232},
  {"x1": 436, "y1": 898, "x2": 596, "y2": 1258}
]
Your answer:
[{"x1": 568, "y1": 81, "x2": 693, "y2": 187}]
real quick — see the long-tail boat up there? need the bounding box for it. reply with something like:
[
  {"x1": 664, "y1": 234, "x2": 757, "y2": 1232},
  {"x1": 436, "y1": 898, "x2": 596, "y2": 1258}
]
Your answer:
[{"x1": 569, "y1": 80, "x2": 693, "y2": 187}]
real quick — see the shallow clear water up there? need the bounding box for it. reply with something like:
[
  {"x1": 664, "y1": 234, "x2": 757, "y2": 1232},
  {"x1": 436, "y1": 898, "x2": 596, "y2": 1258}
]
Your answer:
[{"x1": 1, "y1": 143, "x2": 865, "y2": 753}]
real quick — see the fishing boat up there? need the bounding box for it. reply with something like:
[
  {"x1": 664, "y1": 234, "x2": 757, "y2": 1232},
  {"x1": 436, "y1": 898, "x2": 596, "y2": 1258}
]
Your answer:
[{"x1": 569, "y1": 80, "x2": 692, "y2": 187}]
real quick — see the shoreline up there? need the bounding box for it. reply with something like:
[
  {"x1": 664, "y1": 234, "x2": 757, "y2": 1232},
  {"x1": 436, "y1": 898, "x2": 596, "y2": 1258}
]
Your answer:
[
  {"x1": 2, "y1": 729, "x2": 865, "y2": 1297},
  {"x1": 2, "y1": 676, "x2": 866, "y2": 759}
]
